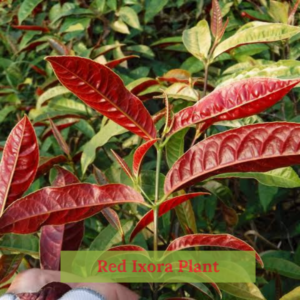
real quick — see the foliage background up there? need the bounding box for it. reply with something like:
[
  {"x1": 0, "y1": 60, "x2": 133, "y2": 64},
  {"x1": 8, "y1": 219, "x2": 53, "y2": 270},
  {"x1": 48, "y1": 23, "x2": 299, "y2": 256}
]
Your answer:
[{"x1": 1, "y1": 0, "x2": 300, "y2": 299}]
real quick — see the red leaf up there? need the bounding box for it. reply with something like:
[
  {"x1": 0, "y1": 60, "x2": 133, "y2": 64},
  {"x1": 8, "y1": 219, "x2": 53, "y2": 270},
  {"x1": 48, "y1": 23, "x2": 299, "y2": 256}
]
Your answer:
[
  {"x1": 93, "y1": 165, "x2": 109, "y2": 185},
  {"x1": 108, "y1": 245, "x2": 147, "y2": 251},
  {"x1": 0, "y1": 183, "x2": 145, "y2": 234},
  {"x1": 165, "y1": 122, "x2": 300, "y2": 195},
  {"x1": 0, "y1": 116, "x2": 39, "y2": 215},
  {"x1": 130, "y1": 193, "x2": 207, "y2": 241},
  {"x1": 0, "y1": 254, "x2": 23, "y2": 285},
  {"x1": 101, "y1": 207, "x2": 125, "y2": 243},
  {"x1": 166, "y1": 234, "x2": 263, "y2": 267},
  {"x1": 40, "y1": 167, "x2": 84, "y2": 271},
  {"x1": 169, "y1": 78, "x2": 300, "y2": 136},
  {"x1": 46, "y1": 56, "x2": 156, "y2": 140},
  {"x1": 40, "y1": 221, "x2": 84, "y2": 270},
  {"x1": 52, "y1": 166, "x2": 79, "y2": 187},
  {"x1": 132, "y1": 139, "x2": 158, "y2": 176},
  {"x1": 12, "y1": 25, "x2": 50, "y2": 33},
  {"x1": 129, "y1": 79, "x2": 159, "y2": 96},
  {"x1": 105, "y1": 55, "x2": 139, "y2": 69},
  {"x1": 211, "y1": 0, "x2": 223, "y2": 39},
  {"x1": 111, "y1": 150, "x2": 133, "y2": 179},
  {"x1": 35, "y1": 155, "x2": 67, "y2": 178}
]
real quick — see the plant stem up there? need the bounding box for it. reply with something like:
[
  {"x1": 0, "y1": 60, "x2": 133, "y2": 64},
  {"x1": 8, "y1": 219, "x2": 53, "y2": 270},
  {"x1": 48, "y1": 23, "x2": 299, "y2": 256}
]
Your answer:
[
  {"x1": 153, "y1": 147, "x2": 162, "y2": 251},
  {"x1": 203, "y1": 62, "x2": 209, "y2": 97}
]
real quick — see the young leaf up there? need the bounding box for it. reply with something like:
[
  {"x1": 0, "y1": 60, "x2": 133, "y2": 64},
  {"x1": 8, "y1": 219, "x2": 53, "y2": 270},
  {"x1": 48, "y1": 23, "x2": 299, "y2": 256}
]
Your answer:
[
  {"x1": 182, "y1": 20, "x2": 212, "y2": 61},
  {"x1": 132, "y1": 139, "x2": 158, "y2": 177},
  {"x1": 211, "y1": 0, "x2": 223, "y2": 39},
  {"x1": 93, "y1": 165, "x2": 109, "y2": 185},
  {"x1": 130, "y1": 193, "x2": 207, "y2": 241},
  {"x1": 101, "y1": 208, "x2": 125, "y2": 243},
  {"x1": 165, "y1": 122, "x2": 300, "y2": 195},
  {"x1": 119, "y1": 6, "x2": 141, "y2": 30},
  {"x1": 41, "y1": 166, "x2": 84, "y2": 270},
  {"x1": 105, "y1": 55, "x2": 138, "y2": 69},
  {"x1": 48, "y1": 118, "x2": 71, "y2": 157},
  {"x1": 217, "y1": 283, "x2": 265, "y2": 300},
  {"x1": 35, "y1": 155, "x2": 67, "y2": 179},
  {"x1": 169, "y1": 78, "x2": 300, "y2": 136},
  {"x1": 12, "y1": 25, "x2": 50, "y2": 33},
  {"x1": 40, "y1": 221, "x2": 84, "y2": 270},
  {"x1": 213, "y1": 23, "x2": 300, "y2": 58},
  {"x1": 46, "y1": 56, "x2": 156, "y2": 140},
  {"x1": 0, "y1": 116, "x2": 39, "y2": 216},
  {"x1": 0, "y1": 184, "x2": 145, "y2": 234},
  {"x1": 111, "y1": 149, "x2": 133, "y2": 179},
  {"x1": 0, "y1": 254, "x2": 23, "y2": 285},
  {"x1": 166, "y1": 234, "x2": 263, "y2": 266},
  {"x1": 18, "y1": 0, "x2": 43, "y2": 24}
]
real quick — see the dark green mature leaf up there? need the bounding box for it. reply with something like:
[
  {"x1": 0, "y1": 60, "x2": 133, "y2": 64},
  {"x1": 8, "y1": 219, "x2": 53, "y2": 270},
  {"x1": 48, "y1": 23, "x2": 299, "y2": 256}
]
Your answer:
[{"x1": 263, "y1": 257, "x2": 300, "y2": 279}]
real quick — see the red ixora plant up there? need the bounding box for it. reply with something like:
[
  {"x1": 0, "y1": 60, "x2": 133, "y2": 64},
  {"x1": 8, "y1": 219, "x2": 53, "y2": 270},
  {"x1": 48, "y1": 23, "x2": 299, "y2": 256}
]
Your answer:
[{"x1": 2, "y1": 1, "x2": 300, "y2": 299}]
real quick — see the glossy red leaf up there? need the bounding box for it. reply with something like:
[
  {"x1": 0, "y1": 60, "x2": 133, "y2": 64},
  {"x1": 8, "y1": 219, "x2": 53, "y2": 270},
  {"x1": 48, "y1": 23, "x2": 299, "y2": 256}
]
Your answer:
[
  {"x1": 0, "y1": 183, "x2": 145, "y2": 234},
  {"x1": 211, "y1": 0, "x2": 223, "y2": 39},
  {"x1": 130, "y1": 193, "x2": 207, "y2": 241},
  {"x1": 52, "y1": 166, "x2": 79, "y2": 187},
  {"x1": 46, "y1": 56, "x2": 156, "y2": 140},
  {"x1": 12, "y1": 25, "x2": 49, "y2": 32},
  {"x1": 40, "y1": 221, "x2": 84, "y2": 270},
  {"x1": 111, "y1": 149, "x2": 133, "y2": 179},
  {"x1": 166, "y1": 234, "x2": 263, "y2": 266},
  {"x1": 41, "y1": 167, "x2": 83, "y2": 270},
  {"x1": 169, "y1": 78, "x2": 300, "y2": 136},
  {"x1": 0, "y1": 254, "x2": 23, "y2": 285},
  {"x1": 165, "y1": 122, "x2": 300, "y2": 195},
  {"x1": 35, "y1": 155, "x2": 67, "y2": 178},
  {"x1": 0, "y1": 116, "x2": 39, "y2": 216},
  {"x1": 108, "y1": 245, "x2": 147, "y2": 251},
  {"x1": 132, "y1": 139, "x2": 158, "y2": 176},
  {"x1": 105, "y1": 55, "x2": 139, "y2": 69}
]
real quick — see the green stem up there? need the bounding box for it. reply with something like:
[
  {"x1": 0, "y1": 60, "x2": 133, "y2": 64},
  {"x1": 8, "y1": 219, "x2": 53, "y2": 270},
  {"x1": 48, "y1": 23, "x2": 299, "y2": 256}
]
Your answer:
[
  {"x1": 153, "y1": 147, "x2": 162, "y2": 251},
  {"x1": 203, "y1": 62, "x2": 209, "y2": 97}
]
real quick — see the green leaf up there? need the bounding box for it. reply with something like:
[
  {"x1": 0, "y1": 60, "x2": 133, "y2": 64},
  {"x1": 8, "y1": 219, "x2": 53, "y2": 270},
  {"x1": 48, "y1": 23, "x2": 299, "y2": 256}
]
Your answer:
[
  {"x1": 258, "y1": 184, "x2": 278, "y2": 212},
  {"x1": 182, "y1": 19, "x2": 211, "y2": 61},
  {"x1": 213, "y1": 23, "x2": 300, "y2": 58},
  {"x1": 81, "y1": 120, "x2": 127, "y2": 174},
  {"x1": 37, "y1": 86, "x2": 70, "y2": 108},
  {"x1": 0, "y1": 106, "x2": 15, "y2": 124},
  {"x1": 218, "y1": 283, "x2": 265, "y2": 300},
  {"x1": 219, "y1": 60, "x2": 300, "y2": 86},
  {"x1": 263, "y1": 257, "x2": 300, "y2": 279},
  {"x1": 280, "y1": 287, "x2": 300, "y2": 300},
  {"x1": 166, "y1": 128, "x2": 188, "y2": 168},
  {"x1": 18, "y1": 0, "x2": 43, "y2": 24},
  {"x1": 145, "y1": 0, "x2": 168, "y2": 23},
  {"x1": 210, "y1": 167, "x2": 300, "y2": 188},
  {"x1": 140, "y1": 171, "x2": 165, "y2": 200},
  {"x1": 175, "y1": 197, "x2": 197, "y2": 234},
  {"x1": 74, "y1": 120, "x2": 95, "y2": 138},
  {"x1": 269, "y1": 0, "x2": 289, "y2": 23},
  {"x1": 89, "y1": 220, "x2": 133, "y2": 250},
  {"x1": 119, "y1": 6, "x2": 141, "y2": 30},
  {"x1": 0, "y1": 234, "x2": 39, "y2": 257},
  {"x1": 110, "y1": 19, "x2": 130, "y2": 34}
]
